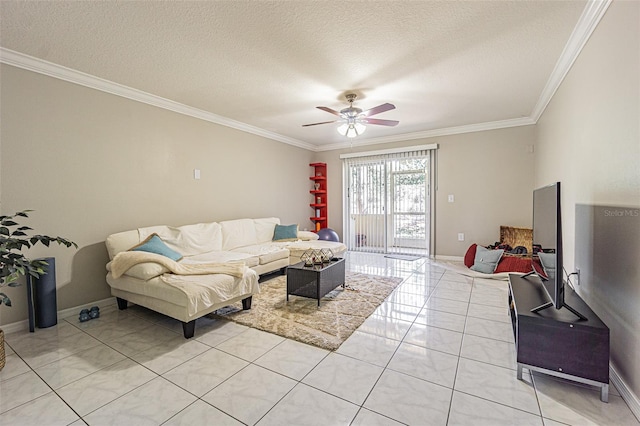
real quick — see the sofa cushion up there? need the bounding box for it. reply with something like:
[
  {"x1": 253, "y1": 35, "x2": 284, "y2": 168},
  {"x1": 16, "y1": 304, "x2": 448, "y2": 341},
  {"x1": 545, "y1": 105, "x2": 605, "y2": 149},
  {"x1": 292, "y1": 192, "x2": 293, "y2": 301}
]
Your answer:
[
  {"x1": 130, "y1": 234, "x2": 183, "y2": 261},
  {"x1": 107, "y1": 274, "x2": 190, "y2": 309},
  {"x1": 221, "y1": 219, "x2": 258, "y2": 250},
  {"x1": 184, "y1": 250, "x2": 260, "y2": 268},
  {"x1": 232, "y1": 244, "x2": 289, "y2": 265},
  {"x1": 139, "y1": 222, "x2": 222, "y2": 255},
  {"x1": 159, "y1": 270, "x2": 259, "y2": 316},
  {"x1": 254, "y1": 217, "x2": 280, "y2": 243},
  {"x1": 470, "y1": 246, "x2": 504, "y2": 274},
  {"x1": 273, "y1": 224, "x2": 298, "y2": 241},
  {"x1": 281, "y1": 240, "x2": 347, "y2": 259},
  {"x1": 106, "y1": 230, "x2": 140, "y2": 259},
  {"x1": 298, "y1": 231, "x2": 320, "y2": 241}
]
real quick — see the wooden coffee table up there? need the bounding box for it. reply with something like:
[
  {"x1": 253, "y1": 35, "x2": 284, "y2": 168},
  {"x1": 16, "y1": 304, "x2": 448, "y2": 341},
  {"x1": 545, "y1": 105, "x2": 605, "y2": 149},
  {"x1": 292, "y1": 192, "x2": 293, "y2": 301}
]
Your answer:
[{"x1": 286, "y1": 258, "x2": 346, "y2": 306}]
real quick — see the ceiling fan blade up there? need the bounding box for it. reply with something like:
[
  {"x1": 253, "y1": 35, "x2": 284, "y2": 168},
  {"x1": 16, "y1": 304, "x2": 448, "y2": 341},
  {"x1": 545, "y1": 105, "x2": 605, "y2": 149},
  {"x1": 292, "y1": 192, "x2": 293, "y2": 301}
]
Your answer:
[
  {"x1": 362, "y1": 103, "x2": 395, "y2": 117},
  {"x1": 302, "y1": 120, "x2": 337, "y2": 127},
  {"x1": 364, "y1": 118, "x2": 399, "y2": 127},
  {"x1": 317, "y1": 106, "x2": 341, "y2": 116}
]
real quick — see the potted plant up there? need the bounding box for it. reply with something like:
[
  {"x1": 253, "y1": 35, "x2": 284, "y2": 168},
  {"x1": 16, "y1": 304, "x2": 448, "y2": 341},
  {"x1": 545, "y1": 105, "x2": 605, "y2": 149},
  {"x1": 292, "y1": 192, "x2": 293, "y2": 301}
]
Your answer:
[{"x1": 0, "y1": 210, "x2": 77, "y2": 371}]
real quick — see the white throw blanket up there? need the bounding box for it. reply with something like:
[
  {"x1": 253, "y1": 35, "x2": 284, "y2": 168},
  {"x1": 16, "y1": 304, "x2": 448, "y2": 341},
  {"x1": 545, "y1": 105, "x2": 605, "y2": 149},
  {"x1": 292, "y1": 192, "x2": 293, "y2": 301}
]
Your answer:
[
  {"x1": 160, "y1": 272, "x2": 259, "y2": 316},
  {"x1": 138, "y1": 222, "x2": 222, "y2": 256},
  {"x1": 110, "y1": 251, "x2": 246, "y2": 279}
]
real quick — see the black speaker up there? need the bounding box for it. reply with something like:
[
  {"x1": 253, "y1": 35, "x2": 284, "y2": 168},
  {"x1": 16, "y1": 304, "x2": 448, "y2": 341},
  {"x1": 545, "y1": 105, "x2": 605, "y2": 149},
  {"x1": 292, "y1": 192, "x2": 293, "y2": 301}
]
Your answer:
[{"x1": 33, "y1": 257, "x2": 57, "y2": 328}]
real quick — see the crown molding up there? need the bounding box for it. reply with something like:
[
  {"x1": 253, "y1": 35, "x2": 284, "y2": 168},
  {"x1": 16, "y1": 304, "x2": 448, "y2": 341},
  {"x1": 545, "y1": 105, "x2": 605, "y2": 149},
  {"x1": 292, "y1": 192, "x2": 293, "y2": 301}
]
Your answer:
[
  {"x1": 315, "y1": 117, "x2": 536, "y2": 152},
  {"x1": 321, "y1": 0, "x2": 610, "y2": 153},
  {"x1": 0, "y1": 0, "x2": 609, "y2": 154},
  {"x1": 0, "y1": 48, "x2": 316, "y2": 152},
  {"x1": 530, "y1": 0, "x2": 612, "y2": 121}
]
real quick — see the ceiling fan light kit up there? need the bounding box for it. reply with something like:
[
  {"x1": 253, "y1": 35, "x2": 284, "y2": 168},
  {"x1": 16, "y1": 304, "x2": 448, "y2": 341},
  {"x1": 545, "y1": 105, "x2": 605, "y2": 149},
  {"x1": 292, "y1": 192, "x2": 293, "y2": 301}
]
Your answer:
[
  {"x1": 337, "y1": 121, "x2": 366, "y2": 138},
  {"x1": 303, "y1": 93, "x2": 399, "y2": 138}
]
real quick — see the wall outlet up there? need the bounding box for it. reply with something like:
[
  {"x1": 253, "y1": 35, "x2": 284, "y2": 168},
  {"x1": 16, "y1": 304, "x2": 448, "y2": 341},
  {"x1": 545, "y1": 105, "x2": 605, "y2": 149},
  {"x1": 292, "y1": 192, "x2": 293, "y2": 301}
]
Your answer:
[
  {"x1": 448, "y1": 194, "x2": 455, "y2": 203},
  {"x1": 458, "y1": 233, "x2": 465, "y2": 241}
]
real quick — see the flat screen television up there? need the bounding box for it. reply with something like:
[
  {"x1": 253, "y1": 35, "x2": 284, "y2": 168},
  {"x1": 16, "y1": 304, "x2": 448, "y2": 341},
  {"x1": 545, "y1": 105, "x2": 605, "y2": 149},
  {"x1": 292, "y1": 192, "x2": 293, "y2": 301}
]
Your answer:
[{"x1": 525, "y1": 182, "x2": 586, "y2": 320}]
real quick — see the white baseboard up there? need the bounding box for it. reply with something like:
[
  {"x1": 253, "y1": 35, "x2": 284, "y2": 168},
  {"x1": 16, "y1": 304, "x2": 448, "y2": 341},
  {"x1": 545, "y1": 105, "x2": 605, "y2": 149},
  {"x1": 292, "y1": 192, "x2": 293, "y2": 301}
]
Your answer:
[
  {"x1": 610, "y1": 364, "x2": 640, "y2": 422},
  {"x1": 0, "y1": 297, "x2": 116, "y2": 334},
  {"x1": 58, "y1": 297, "x2": 116, "y2": 320}
]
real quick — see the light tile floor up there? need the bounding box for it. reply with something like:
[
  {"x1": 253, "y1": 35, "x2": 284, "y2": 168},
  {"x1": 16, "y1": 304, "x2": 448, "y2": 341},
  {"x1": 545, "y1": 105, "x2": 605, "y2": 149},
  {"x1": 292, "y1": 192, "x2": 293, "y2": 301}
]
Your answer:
[{"x1": 1, "y1": 253, "x2": 638, "y2": 425}]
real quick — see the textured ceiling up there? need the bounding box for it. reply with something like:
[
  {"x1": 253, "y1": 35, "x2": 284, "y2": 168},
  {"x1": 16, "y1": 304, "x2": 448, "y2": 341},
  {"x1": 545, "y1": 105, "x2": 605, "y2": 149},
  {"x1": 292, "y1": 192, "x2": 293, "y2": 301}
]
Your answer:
[{"x1": 1, "y1": 1, "x2": 590, "y2": 150}]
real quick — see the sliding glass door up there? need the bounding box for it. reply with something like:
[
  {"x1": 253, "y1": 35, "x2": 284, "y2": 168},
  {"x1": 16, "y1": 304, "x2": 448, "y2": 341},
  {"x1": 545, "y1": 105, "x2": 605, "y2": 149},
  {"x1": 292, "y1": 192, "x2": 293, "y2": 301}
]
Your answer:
[{"x1": 344, "y1": 149, "x2": 432, "y2": 256}]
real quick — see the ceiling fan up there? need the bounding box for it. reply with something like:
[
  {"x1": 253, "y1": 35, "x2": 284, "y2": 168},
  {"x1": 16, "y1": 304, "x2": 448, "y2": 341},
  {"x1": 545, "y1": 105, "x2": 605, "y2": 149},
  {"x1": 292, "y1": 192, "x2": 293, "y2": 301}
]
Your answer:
[{"x1": 302, "y1": 94, "x2": 399, "y2": 138}]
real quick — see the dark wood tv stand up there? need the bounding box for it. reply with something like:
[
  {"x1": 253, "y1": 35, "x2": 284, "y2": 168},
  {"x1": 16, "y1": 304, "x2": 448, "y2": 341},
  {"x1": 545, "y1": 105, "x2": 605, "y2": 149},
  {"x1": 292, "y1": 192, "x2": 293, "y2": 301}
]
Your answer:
[{"x1": 508, "y1": 274, "x2": 610, "y2": 402}]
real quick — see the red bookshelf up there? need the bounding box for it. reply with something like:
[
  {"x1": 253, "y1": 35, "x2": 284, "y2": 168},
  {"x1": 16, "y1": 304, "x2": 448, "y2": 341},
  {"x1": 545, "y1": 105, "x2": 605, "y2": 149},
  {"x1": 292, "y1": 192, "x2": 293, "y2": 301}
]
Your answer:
[{"x1": 309, "y1": 162, "x2": 328, "y2": 231}]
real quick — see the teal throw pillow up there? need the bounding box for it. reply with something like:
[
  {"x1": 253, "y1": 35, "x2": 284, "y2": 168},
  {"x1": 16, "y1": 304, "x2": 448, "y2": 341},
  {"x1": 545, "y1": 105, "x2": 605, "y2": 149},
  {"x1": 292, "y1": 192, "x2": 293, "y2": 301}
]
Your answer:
[
  {"x1": 470, "y1": 246, "x2": 504, "y2": 274},
  {"x1": 273, "y1": 224, "x2": 299, "y2": 241},
  {"x1": 130, "y1": 234, "x2": 183, "y2": 261}
]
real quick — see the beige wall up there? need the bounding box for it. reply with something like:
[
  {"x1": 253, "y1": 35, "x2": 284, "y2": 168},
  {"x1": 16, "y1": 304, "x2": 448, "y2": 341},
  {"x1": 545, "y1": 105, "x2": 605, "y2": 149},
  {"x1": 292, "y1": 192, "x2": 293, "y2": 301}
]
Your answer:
[
  {"x1": 315, "y1": 126, "x2": 536, "y2": 257},
  {"x1": 0, "y1": 64, "x2": 313, "y2": 325},
  {"x1": 535, "y1": 0, "x2": 640, "y2": 402}
]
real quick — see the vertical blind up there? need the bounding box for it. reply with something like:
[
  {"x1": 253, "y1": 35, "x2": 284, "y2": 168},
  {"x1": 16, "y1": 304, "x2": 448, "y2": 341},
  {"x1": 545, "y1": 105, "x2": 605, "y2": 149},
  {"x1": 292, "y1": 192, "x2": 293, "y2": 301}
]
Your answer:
[{"x1": 343, "y1": 147, "x2": 435, "y2": 255}]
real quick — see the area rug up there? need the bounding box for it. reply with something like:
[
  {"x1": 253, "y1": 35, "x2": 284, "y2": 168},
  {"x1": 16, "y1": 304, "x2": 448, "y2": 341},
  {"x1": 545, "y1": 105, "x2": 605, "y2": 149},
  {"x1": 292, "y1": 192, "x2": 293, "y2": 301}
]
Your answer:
[{"x1": 211, "y1": 272, "x2": 403, "y2": 350}]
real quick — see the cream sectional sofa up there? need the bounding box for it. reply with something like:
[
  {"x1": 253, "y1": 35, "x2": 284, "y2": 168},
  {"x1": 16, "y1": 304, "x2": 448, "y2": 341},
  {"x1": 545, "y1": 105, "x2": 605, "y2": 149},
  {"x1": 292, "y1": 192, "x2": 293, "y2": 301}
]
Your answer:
[{"x1": 105, "y1": 217, "x2": 346, "y2": 338}]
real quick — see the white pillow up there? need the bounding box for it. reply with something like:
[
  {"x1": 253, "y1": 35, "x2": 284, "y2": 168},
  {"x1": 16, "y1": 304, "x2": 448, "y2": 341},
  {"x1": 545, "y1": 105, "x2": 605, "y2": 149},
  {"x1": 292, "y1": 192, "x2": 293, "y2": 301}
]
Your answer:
[
  {"x1": 470, "y1": 246, "x2": 504, "y2": 274},
  {"x1": 254, "y1": 217, "x2": 281, "y2": 243},
  {"x1": 298, "y1": 231, "x2": 320, "y2": 241},
  {"x1": 220, "y1": 219, "x2": 258, "y2": 250}
]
